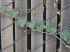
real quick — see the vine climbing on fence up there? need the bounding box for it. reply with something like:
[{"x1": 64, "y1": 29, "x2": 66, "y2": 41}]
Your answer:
[{"x1": 0, "y1": 6, "x2": 70, "y2": 47}]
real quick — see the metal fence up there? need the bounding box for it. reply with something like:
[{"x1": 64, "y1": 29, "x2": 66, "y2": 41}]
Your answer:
[{"x1": 0, "y1": 0, "x2": 70, "y2": 52}]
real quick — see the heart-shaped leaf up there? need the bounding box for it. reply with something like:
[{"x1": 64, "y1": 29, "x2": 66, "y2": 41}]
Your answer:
[
  {"x1": 9, "y1": 8, "x2": 18, "y2": 18},
  {"x1": 50, "y1": 28, "x2": 56, "y2": 34},
  {"x1": 18, "y1": 18, "x2": 26, "y2": 27},
  {"x1": 63, "y1": 29, "x2": 69, "y2": 36},
  {"x1": 38, "y1": 22, "x2": 45, "y2": 25},
  {"x1": 59, "y1": 32, "x2": 67, "y2": 41},
  {"x1": 36, "y1": 26, "x2": 42, "y2": 32},
  {"x1": 0, "y1": 6, "x2": 6, "y2": 13},
  {"x1": 26, "y1": 19, "x2": 36, "y2": 30},
  {"x1": 47, "y1": 25, "x2": 52, "y2": 32},
  {"x1": 12, "y1": 14, "x2": 18, "y2": 18},
  {"x1": 66, "y1": 36, "x2": 70, "y2": 44},
  {"x1": 59, "y1": 29, "x2": 70, "y2": 42},
  {"x1": 68, "y1": 33, "x2": 70, "y2": 39},
  {"x1": 66, "y1": 40, "x2": 70, "y2": 44},
  {"x1": 36, "y1": 22, "x2": 46, "y2": 32},
  {"x1": 9, "y1": 8, "x2": 18, "y2": 15},
  {"x1": 47, "y1": 25, "x2": 56, "y2": 34}
]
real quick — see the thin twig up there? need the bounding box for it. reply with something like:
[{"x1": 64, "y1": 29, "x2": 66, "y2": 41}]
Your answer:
[{"x1": 52, "y1": 34, "x2": 67, "y2": 47}]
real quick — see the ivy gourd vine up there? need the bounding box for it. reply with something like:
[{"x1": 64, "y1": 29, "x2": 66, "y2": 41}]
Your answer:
[
  {"x1": 0, "y1": 6, "x2": 70, "y2": 44},
  {"x1": 9, "y1": 8, "x2": 18, "y2": 18},
  {"x1": 26, "y1": 19, "x2": 36, "y2": 30}
]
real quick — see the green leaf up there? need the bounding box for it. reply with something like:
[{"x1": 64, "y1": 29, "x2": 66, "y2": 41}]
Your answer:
[
  {"x1": 9, "y1": 8, "x2": 18, "y2": 15},
  {"x1": 50, "y1": 28, "x2": 56, "y2": 34},
  {"x1": 36, "y1": 22, "x2": 46, "y2": 32},
  {"x1": 0, "y1": 6, "x2": 6, "y2": 13},
  {"x1": 63, "y1": 29, "x2": 69, "y2": 36},
  {"x1": 59, "y1": 29, "x2": 70, "y2": 44},
  {"x1": 12, "y1": 14, "x2": 18, "y2": 18},
  {"x1": 47, "y1": 25, "x2": 56, "y2": 34},
  {"x1": 59, "y1": 32, "x2": 67, "y2": 41},
  {"x1": 50, "y1": 25, "x2": 56, "y2": 34},
  {"x1": 26, "y1": 22, "x2": 30, "y2": 27},
  {"x1": 47, "y1": 25, "x2": 52, "y2": 32},
  {"x1": 9, "y1": 8, "x2": 18, "y2": 18},
  {"x1": 31, "y1": 19, "x2": 36, "y2": 25},
  {"x1": 66, "y1": 39, "x2": 70, "y2": 44},
  {"x1": 36, "y1": 25, "x2": 46, "y2": 32},
  {"x1": 68, "y1": 33, "x2": 70, "y2": 39},
  {"x1": 26, "y1": 19, "x2": 36, "y2": 30},
  {"x1": 59, "y1": 32, "x2": 64, "y2": 39},
  {"x1": 18, "y1": 18, "x2": 26, "y2": 27},
  {"x1": 36, "y1": 26, "x2": 42, "y2": 32},
  {"x1": 38, "y1": 22, "x2": 45, "y2": 25},
  {"x1": 66, "y1": 33, "x2": 70, "y2": 44},
  {"x1": 63, "y1": 29, "x2": 70, "y2": 41}
]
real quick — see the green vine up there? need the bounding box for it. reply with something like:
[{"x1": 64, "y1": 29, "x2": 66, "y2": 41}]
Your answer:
[
  {"x1": 9, "y1": 8, "x2": 18, "y2": 18},
  {"x1": 0, "y1": 6, "x2": 70, "y2": 45}
]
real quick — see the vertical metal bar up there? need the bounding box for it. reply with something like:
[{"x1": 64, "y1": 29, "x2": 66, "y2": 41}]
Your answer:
[
  {"x1": 27, "y1": 0, "x2": 31, "y2": 51},
  {"x1": 56, "y1": 0, "x2": 61, "y2": 51},
  {"x1": 43, "y1": 0, "x2": 46, "y2": 52},
  {"x1": 12, "y1": 0, "x2": 15, "y2": 52}
]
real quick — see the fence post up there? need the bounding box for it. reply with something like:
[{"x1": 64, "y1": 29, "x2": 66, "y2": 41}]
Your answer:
[
  {"x1": 61, "y1": 0, "x2": 70, "y2": 52},
  {"x1": 1, "y1": 0, "x2": 13, "y2": 52},
  {"x1": 15, "y1": 0, "x2": 27, "y2": 52},
  {"x1": 45, "y1": 0, "x2": 57, "y2": 52},
  {"x1": 31, "y1": 0, "x2": 43, "y2": 52}
]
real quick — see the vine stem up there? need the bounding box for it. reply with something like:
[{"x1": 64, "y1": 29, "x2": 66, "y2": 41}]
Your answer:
[
  {"x1": 52, "y1": 34, "x2": 68, "y2": 48},
  {"x1": 32, "y1": 29, "x2": 49, "y2": 34},
  {"x1": 33, "y1": 29, "x2": 70, "y2": 48},
  {"x1": 17, "y1": 17, "x2": 21, "y2": 20},
  {"x1": 2, "y1": 13, "x2": 10, "y2": 16}
]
